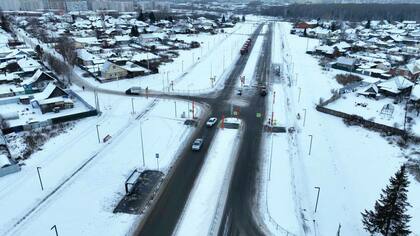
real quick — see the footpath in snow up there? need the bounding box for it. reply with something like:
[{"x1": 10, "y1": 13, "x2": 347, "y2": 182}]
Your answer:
[{"x1": 174, "y1": 121, "x2": 242, "y2": 236}]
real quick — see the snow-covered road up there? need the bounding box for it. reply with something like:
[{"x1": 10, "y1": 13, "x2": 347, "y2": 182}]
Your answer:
[{"x1": 174, "y1": 122, "x2": 242, "y2": 236}]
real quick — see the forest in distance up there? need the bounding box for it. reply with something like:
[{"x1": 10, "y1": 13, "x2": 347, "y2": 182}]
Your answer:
[{"x1": 258, "y1": 4, "x2": 420, "y2": 21}]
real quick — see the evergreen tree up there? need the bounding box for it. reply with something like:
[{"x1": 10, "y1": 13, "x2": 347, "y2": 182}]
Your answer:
[
  {"x1": 221, "y1": 15, "x2": 226, "y2": 23},
  {"x1": 149, "y1": 12, "x2": 156, "y2": 23},
  {"x1": 130, "y1": 25, "x2": 140, "y2": 37},
  {"x1": 137, "y1": 9, "x2": 145, "y2": 21},
  {"x1": 361, "y1": 165, "x2": 411, "y2": 236},
  {"x1": 242, "y1": 15, "x2": 246, "y2": 22},
  {"x1": 366, "y1": 20, "x2": 371, "y2": 29}
]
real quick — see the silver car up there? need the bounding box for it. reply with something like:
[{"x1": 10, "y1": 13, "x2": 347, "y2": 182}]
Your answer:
[
  {"x1": 192, "y1": 138, "x2": 204, "y2": 151},
  {"x1": 206, "y1": 117, "x2": 218, "y2": 127}
]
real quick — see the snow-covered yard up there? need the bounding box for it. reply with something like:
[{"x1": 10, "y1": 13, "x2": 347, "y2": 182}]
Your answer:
[{"x1": 260, "y1": 21, "x2": 420, "y2": 236}]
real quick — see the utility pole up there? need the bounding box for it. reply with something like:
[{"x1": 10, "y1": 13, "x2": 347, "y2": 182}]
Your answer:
[
  {"x1": 155, "y1": 153, "x2": 159, "y2": 171},
  {"x1": 174, "y1": 101, "x2": 177, "y2": 117},
  {"x1": 308, "y1": 134, "x2": 313, "y2": 156},
  {"x1": 50, "y1": 225, "x2": 58, "y2": 236},
  {"x1": 131, "y1": 98, "x2": 135, "y2": 114},
  {"x1": 192, "y1": 101, "x2": 195, "y2": 119},
  {"x1": 271, "y1": 91, "x2": 276, "y2": 125},
  {"x1": 140, "y1": 122, "x2": 145, "y2": 167},
  {"x1": 36, "y1": 167, "x2": 44, "y2": 191},
  {"x1": 314, "y1": 186, "x2": 321, "y2": 213},
  {"x1": 96, "y1": 124, "x2": 101, "y2": 143},
  {"x1": 303, "y1": 108, "x2": 307, "y2": 127}
]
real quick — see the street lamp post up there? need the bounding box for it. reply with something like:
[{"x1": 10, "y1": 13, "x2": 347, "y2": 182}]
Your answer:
[
  {"x1": 308, "y1": 134, "x2": 313, "y2": 156},
  {"x1": 131, "y1": 98, "x2": 135, "y2": 114},
  {"x1": 314, "y1": 186, "x2": 321, "y2": 213},
  {"x1": 140, "y1": 122, "x2": 145, "y2": 167},
  {"x1": 155, "y1": 153, "x2": 160, "y2": 171},
  {"x1": 96, "y1": 124, "x2": 101, "y2": 143},
  {"x1": 36, "y1": 167, "x2": 44, "y2": 191}
]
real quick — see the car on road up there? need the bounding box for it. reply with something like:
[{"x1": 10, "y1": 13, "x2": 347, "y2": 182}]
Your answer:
[
  {"x1": 206, "y1": 117, "x2": 218, "y2": 127},
  {"x1": 192, "y1": 138, "x2": 204, "y2": 151}
]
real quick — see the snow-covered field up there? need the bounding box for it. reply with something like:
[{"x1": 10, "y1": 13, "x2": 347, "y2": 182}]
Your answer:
[
  {"x1": 174, "y1": 125, "x2": 242, "y2": 236},
  {"x1": 260, "y1": 21, "x2": 420, "y2": 236},
  {"x1": 0, "y1": 90, "x2": 199, "y2": 235}
]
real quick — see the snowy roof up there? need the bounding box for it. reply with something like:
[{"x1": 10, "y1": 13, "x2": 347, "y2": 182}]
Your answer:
[
  {"x1": 316, "y1": 45, "x2": 334, "y2": 54},
  {"x1": 378, "y1": 76, "x2": 414, "y2": 94},
  {"x1": 21, "y1": 70, "x2": 54, "y2": 86},
  {"x1": 131, "y1": 52, "x2": 160, "y2": 62},
  {"x1": 406, "y1": 59, "x2": 420, "y2": 75},
  {"x1": 17, "y1": 58, "x2": 42, "y2": 72},
  {"x1": 411, "y1": 84, "x2": 420, "y2": 101},
  {"x1": 336, "y1": 57, "x2": 356, "y2": 66},
  {"x1": 358, "y1": 84, "x2": 379, "y2": 96},
  {"x1": 32, "y1": 83, "x2": 66, "y2": 102},
  {"x1": 76, "y1": 49, "x2": 104, "y2": 63},
  {"x1": 38, "y1": 97, "x2": 73, "y2": 106},
  {"x1": 121, "y1": 62, "x2": 149, "y2": 73},
  {"x1": 333, "y1": 41, "x2": 351, "y2": 50},
  {"x1": 0, "y1": 154, "x2": 10, "y2": 168}
]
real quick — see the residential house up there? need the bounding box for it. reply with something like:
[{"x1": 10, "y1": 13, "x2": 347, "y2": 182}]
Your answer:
[
  {"x1": 332, "y1": 57, "x2": 358, "y2": 72},
  {"x1": 31, "y1": 83, "x2": 74, "y2": 114},
  {"x1": 101, "y1": 61, "x2": 128, "y2": 80},
  {"x1": 377, "y1": 76, "x2": 414, "y2": 96},
  {"x1": 21, "y1": 70, "x2": 56, "y2": 93},
  {"x1": 17, "y1": 58, "x2": 42, "y2": 77},
  {"x1": 121, "y1": 62, "x2": 150, "y2": 78},
  {"x1": 76, "y1": 49, "x2": 105, "y2": 66}
]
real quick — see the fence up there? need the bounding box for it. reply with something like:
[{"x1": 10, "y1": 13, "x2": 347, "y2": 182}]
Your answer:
[{"x1": 316, "y1": 105, "x2": 407, "y2": 136}]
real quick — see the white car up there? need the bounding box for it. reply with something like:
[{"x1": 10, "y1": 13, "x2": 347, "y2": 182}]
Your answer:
[
  {"x1": 206, "y1": 117, "x2": 218, "y2": 127},
  {"x1": 192, "y1": 138, "x2": 203, "y2": 151}
]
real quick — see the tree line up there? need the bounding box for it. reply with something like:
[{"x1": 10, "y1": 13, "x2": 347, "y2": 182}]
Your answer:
[{"x1": 259, "y1": 4, "x2": 420, "y2": 21}]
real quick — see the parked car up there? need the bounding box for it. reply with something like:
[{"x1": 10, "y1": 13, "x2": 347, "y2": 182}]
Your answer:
[
  {"x1": 192, "y1": 138, "x2": 203, "y2": 151},
  {"x1": 206, "y1": 117, "x2": 218, "y2": 127}
]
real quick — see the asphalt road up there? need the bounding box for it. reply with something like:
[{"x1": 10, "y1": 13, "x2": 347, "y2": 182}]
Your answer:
[
  {"x1": 133, "y1": 24, "x2": 265, "y2": 236},
  {"x1": 219, "y1": 23, "x2": 273, "y2": 236}
]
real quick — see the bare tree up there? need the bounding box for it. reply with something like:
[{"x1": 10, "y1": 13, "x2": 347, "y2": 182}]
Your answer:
[{"x1": 56, "y1": 36, "x2": 77, "y2": 67}]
